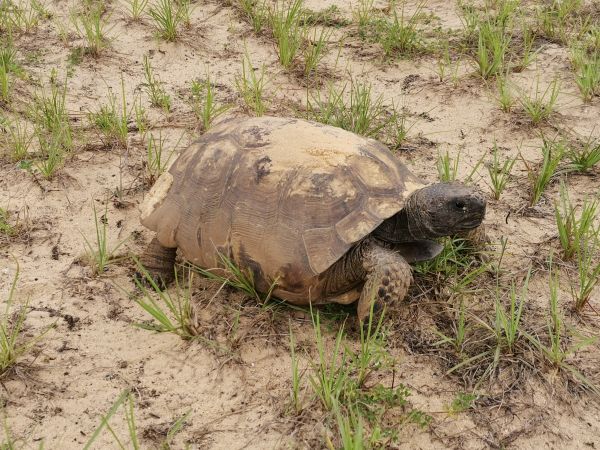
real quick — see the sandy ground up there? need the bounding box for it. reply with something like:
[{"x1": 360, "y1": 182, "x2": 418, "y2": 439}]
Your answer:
[{"x1": 1, "y1": 0, "x2": 600, "y2": 448}]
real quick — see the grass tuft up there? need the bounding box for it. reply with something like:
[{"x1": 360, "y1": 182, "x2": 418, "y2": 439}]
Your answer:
[
  {"x1": 518, "y1": 77, "x2": 560, "y2": 125},
  {"x1": 525, "y1": 138, "x2": 565, "y2": 206},
  {"x1": 269, "y1": 0, "x2": 305, "y2": 68},
  {"x1": 131, "y1": 262, "x2": 201, "y2": 339},
  {"x1": 190, "y1": 73, "x2": 230, "y2": 131},
  {"x1": 235, "y1": 51, "x2": 269, "y2": 116},
  {"x1": 88, "y1": 75, "x2": 130, "y2": 147},
  {"x1": 554, "y1": 181, "x2": 599, "y2": 261},
  {"x1": 84, "y1": 389, "x2": 190, "y2": 449},
  {"x1": 1, "y1": 260, "x2": 50, "y2": 378},
  {"x1": 142, "y1": 55, "x2": 172, "y2": 112},
  {"x1": 81, "y1": 201, "x2": 128, "y2": 275},
  {"x1": 148, "y1": 0, "x2": 184, "y2": 41},
  {"x1": 71, "y1": 5, "x2": 110, "y2": 56},
  {"x1": 487, "y1": 142, "x2": 516, "y2": 200}
]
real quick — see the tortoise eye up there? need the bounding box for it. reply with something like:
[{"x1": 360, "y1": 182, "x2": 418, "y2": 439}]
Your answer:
[{"x1": 455, "y1": 200, "x2": 466, "y2": 209}]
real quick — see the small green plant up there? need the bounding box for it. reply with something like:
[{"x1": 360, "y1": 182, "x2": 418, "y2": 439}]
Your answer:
[
  {"x1": 88, "y1": 76, "x2": 130, "y2": 147},
  {"x1": 302, "y1": 26, "x2": 331, "y2": 78},
  {"x1": 307, "y1": 79, "x2": 390, "y2": 138},
  {"x1": 493, "y1": 270, "x2": 530, "y2": 355},
  {"x1": 145, "y1": 131, "x2": 179, "y2": 184},
  {"x1": 84, "y1": 389, "x2": 190, "y2": 449},
  {"x1": 434, "y1": 298, "x2": 469, "y2": 354},
  {"x1": 487, "y1": 142, "x2": 516, "y2": 200},
  {"x1": 474, "y1": 20, "x2": 510, "y2": 79},
  {"x1": 518, "y1": 77, "x2": 560, "y2": 125},
  {"x1": 269, "y1": 0, "x2": 305, "y2": 68},
  {"x1": 571, "y1": 234, "x2": 600, "y2": 312},
  {"x1": 536, "y1": 0, "x2": 582, "y2": 43},
  {"x1": 496, "y1": 74, "x2": 514, "y2": 112},
  {"x1": 524, "y1": 264, "x2": 599, "y2": 393},
  {"x1": 30, "y1": 77, "x2": 73, "y2": 152},
  {"x1": 178, "y1": 0, "x2": 195, "y2": 28},
  {"x1": 375, "y1": 4, "x2": 424, "y2": 58},
  {"x1": 289, "y1": 324, "x2": 303, "y2": 414},
  {"x1": 142, "y1": 55, "x2": 171, "y2": 112},
  {"x1": 1, "y1": 260, "x2": 50, "y2": 378},
  {"x1": 35, "y1": 133, "x2": 66, "y2": 179},
  {"x1": 235, "y1": 51, "x2": 269, "y2": 116},
  {"x1": 238, "y1": 0, "x2": 268, "y2": 33},
  {"x1": 126, "y1": 0, "x2": 149, "y2": 21},
  {"x1": 72, "y1": 5, "x2": 110, "y2": 56},
  {"x1": 191, "y1": 251, "x2": 278, "y2": 304},
  {"x1": 437, "y1": 150, "x2": 459, "y2": 182},
  {"x1": 0, "y1": 60, "x2": 11, "y2": 103},
  {"x1": 82, "y1": 202, "x2": 128, "y2": 275},
  {"x1": 134, "y1": 97, "x2": 149, "y2": 136},
  {"x1": 0, "y1": 207, "x2": 16, "y2": 236},
  {"x1": 447, "y1": 392, "x2": 477, "y2": 415},
  {"x1": 132, "y1": 262, "x2": 200, "y2": 339},
  {"x1": 308, "y1": 310, "x2": 350, "y2": 411},
  {"x1": 526, "y1": 138, "x2": 565, "y2": 206},
  {"x1": 148, "y1": 0, "x2": 184, "y2": 41},
  {"x1": 354, "y1": 300, "x2": 388, "y2": 387},
  {"x1": 4, "y1": 119, "x2": 33, "y2": 161},
  {"x1": 332, "y1": 403, "x2": 365, "y2": 450},
  {"x1": 554, "y1": 182, "x2": 599, "y2": 261},
  {"x1": 570, "y1": 46, "x2": 600, "y2": 102},
  {"x1": 353, "y1": 0, "x2": 375, "y2": 37},
  {"x1": 566, "y1": 134, "x2": 600, "y2": 172},
  {"x1": 190, "y1": 74, "x2": 230, "y2": 131}
]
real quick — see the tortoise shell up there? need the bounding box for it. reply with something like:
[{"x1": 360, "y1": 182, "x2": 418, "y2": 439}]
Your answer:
[{"x1": 140, "y1": 116, "x2": 425, "y2": 303}]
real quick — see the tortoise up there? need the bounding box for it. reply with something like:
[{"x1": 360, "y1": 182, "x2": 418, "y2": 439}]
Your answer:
[{"x1": 138, "y1": 116, "x2": 486, "y2": 321}]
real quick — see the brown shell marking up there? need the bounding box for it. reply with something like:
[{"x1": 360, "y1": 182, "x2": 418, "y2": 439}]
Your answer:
[{"x1": 140, "y1": 116, "x2": 425, "y2": 303}]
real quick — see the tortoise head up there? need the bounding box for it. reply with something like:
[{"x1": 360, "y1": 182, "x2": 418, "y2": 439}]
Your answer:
[{"x1": 405, "y1": 182, "x2": 486, "y2": 239}]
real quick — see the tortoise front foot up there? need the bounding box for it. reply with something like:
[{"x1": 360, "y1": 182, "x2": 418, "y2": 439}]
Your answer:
[
  {"x1": 135, "y1": 237, "x2": 177, "y2": 289},
  {"x1": 357, "y1": 245, "x2": 413, "y2": 324}
]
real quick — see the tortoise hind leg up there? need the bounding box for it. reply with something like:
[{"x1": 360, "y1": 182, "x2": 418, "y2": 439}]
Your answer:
[
  {"x1": 137, "y1": 236, "x2": 177, "y2": 287},
  {"x1": 357, "y1": 244, "x2": 413, "y2": 323}
]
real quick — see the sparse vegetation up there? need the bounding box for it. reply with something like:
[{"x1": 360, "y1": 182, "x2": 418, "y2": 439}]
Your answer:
[
  {"x1": 88, "y1": 76, "x2": 130, "y2": 147},
  {"x1": 71, "y1": 4, "x2": 110, "y2": 56},
  {"x1": 82, "y1": 202, "x2": 128, "y2": 275},
  {"x1": 235, "y1": 51, "x2": 269, "y2": 116},
  {"x1": 518, "y1": 77, "x2": 560, "y2": 125},
  {"x1": 142, "y1": 55, "x2": 172, "y2": 112},
  {"x1": 566, "y1": 134, "x2": 600, "y2": 172},
  {"x1": 303, "y1": 306, "x2": 431, "y2": 447},
  {"x1": 131, "y1": 262, "x2": 200, "y2": 339},
  {"x1": 84, "y1": 389, "x2": 190, "y2": 449},
  {"x1": 2, "y1": 0, "x2": 600, "y2": 446},
  {"x1": 487, "y1": 142, "x2": 516, "y2": 200},
  {"x1": 190, "y1": 73, "x2": 230, "y2": 131},
  {"x1": 526, "y1": 138, "x2": 565, "y2": 206},
  {"x1": 148, "y1": 0, "x2": 185, "y2": 41},
  {"x1": 375, "y1": 4, "x2": 424, "y2": 58},
  {"x1": 125, "y1": 0, "x2": 149, "y2": 21},
  {"x1": 555, "y1": 182, "x2": 599, "y2": 261},
  {"x1": 437, "y1": 150, "x2": 459, "y2": 182},
  {"x1": 1, "y1": 260, "x2": 49, "y2": 378},
  {"x1": 145, "y1": 131, "x2": 180, "y2": 184},
  {"x1": 4, "y1": 119, "x2": 33, "y2": 161},
  {"x1": 307, "y1": 79, "x2": 391, "y2": 138},
  {"x1": 269, "y1": 0, "x2": 305, "y2": 68}
]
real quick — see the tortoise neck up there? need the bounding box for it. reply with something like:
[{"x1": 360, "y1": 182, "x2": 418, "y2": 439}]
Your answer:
[
  {"x1": 372, "y1": 208, "x2": 415, "y2": 243},
  {"x1": 372, "y1": 190, "x2": 437, "y2": 242},
  {"x1": 404, "y1": 189, "x2": 437, "y2": 240}
]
